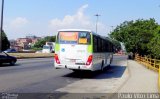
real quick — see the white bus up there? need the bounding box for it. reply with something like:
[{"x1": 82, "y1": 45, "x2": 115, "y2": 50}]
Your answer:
[
  {"x1": 54, "y1": 29, "x2": 114, "y2": 71},
  {"x1": 42, "y1": 45, "x2": 53, "y2": 53},
  {"x1": 42, "y1": 42, "x2": 55, "y2": 53}
]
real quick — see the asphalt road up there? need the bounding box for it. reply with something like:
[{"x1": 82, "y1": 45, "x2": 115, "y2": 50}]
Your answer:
[{"x1": 0, "y1": 55, "x2": 127, "y2": 94}]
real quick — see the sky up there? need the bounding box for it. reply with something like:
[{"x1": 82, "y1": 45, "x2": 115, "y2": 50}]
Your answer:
[{"x1": 2, "y1": 0, "x2": 160, "y2": 40}]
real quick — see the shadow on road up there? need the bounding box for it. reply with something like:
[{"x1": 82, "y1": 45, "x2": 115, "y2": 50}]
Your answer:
[
  {"x1": 0, "y1": 63, "x2": 20, "y2": 67},
  {"x1": 63, "y1": 65, "x2": 126, "y2": 79}
]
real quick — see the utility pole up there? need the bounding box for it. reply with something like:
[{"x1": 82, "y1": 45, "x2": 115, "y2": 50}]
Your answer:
[
  {"x1": 0, "y1": 0, "x2": 4, "y2": 52},
  {"x1": 94, "y1": 14, "x2": 100, "y2": 34}
]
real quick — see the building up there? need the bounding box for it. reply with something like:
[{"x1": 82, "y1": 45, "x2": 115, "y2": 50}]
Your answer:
[
  {"x1": 9, "y1": 40, "x2": 23, "y2": 51},
  {"x1": 16, "y1": 38, "x2": 32, "y2": 49},
  {"x1": 9, "y1": 35, "x2": 41, "y2": 51}
]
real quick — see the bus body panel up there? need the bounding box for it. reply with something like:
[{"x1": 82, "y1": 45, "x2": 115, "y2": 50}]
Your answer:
[
  {"x1": 59, "y1": 44, "x2": 88, "y2": 65},
  {"x1": 54, "y1": 44, "x2": 93, "y2": 70},
  {"x1": 92, "y1": 52, "x2": 113, "y2": 71}
]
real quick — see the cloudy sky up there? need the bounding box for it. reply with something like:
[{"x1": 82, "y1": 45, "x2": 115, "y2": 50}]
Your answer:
[{"x1": 2, "y1": 0, "x2": 160, "y2": 39}]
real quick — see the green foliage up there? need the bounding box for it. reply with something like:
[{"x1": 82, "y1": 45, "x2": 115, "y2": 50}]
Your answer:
[
  {"x1": 33, "y1": 39, "x2": 46, "y2": 48},
  {"x1": 32, "y1": 36, "x2": 56, "y2": 50},
  {"x1": 147, "y1": 26, "x2": 160, "y2": 59},
  {"x1": 110, "y1": 18, "x2": 159, "y2": 58},
  {"x1": 2, "y1": 30, "x2": 10, "y2": 51},
  {"x1": 31, "y1": 47, "x2": 42, "y2": 51}
]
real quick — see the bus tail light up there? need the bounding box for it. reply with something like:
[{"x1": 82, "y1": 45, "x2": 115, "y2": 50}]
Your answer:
[
  {"x1": 54, "y1": 54, "x2": 60, "y2": 64},
  {"x1": 86, "y1": 55, "x2": 93, "y2": 65}
]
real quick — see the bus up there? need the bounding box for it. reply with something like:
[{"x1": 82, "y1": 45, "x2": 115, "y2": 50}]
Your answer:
[
  {"x1": 54, "y1": 29, "x2": 114, "y2": 71},
  {"x1": 42, "y1": 42, "x2": 55, "y2": 53},
  {"x1": 42, "y1": 45, "x2": 53, "y2": 53}
]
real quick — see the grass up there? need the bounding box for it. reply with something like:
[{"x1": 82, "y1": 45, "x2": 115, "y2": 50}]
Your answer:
[{"x1": 8, "y1": 53, "x2": 54, "y2": 59}]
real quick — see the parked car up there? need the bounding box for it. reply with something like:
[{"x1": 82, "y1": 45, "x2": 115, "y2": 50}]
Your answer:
[
  {"x1": 4, "y1": 48, "x2": 17, "y2": 53},
  {"x1": 0, "y1": 52, "x2": 17, "y2": 65}
]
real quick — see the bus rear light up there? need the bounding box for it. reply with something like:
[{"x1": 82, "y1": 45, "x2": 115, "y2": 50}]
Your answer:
[
  {"x1": 54, "y1": 54, "x2": 60, "y2": 64},
  {"x1": 86, "y1": 55, "x2": 93, "y2": 65}
]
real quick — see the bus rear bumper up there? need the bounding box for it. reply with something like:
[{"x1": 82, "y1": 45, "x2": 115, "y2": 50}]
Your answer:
[{"x1": 55, "y1": 64, "x2": 93, "y2": 71}]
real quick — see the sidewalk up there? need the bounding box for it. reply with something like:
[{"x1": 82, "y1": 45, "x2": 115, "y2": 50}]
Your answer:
[{"x1": 118, "y1": 60, "x2": 158, "y2": 93}]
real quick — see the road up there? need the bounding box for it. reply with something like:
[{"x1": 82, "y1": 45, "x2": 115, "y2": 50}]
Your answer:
[{"x1": 0, "y1": 55, "x2": 128, "y2": 98}]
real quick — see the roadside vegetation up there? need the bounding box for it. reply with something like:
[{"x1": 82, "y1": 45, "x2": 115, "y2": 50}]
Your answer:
[
  {"x1": 1, "y1": 30, "x2": 10, "y2": 51},
  {"x1": 110, "y1": 18, "x2": 160, "y2": 59},
  {"x1": 31, "y1": 36, "x2": 56, "y2": 51},
  {"x1": 8, "y1": 53, "x2": 54, "y2": 59}
]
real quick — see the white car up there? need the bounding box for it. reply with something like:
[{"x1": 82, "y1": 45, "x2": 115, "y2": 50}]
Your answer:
[{"x1": 42, "y1": 45, "x2": 53, "y2": 53}]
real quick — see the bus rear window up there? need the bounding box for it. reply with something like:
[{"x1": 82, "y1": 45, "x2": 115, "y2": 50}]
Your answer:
[{"x1": 58, "y1": 31, "x2": 91, "y2": 44}]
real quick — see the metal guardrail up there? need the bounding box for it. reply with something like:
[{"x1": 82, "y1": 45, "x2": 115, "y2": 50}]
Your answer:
[{"x1": 135, "y1": 55, "x2": 160, "y2": 92}]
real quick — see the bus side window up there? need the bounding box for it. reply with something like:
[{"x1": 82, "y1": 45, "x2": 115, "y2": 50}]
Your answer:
[
  {"x1": 105, "y1": 40, "x2": 107, "y2": 52},
  {"x1": 93, "y1": 36, "x2": 98, "y2": 52},
  {"x1": 106, "y1": 41, "x2": 109, "y2": 52},
  {"x1": 108, "y1": 42, "x2": 111, "y2": 52},
  {"x1": 97, "y1": 37, "x2": 102, "y2": 52},
  {"x1": 102, "y1": 40, "x2": 105, "y2": 52}
]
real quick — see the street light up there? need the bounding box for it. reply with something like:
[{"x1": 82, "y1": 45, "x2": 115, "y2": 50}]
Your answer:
[
  {"x1": 94, "y1": 14, "x2": 100, "y2": 34},
  {"x1": 0, "y1": 0, "x2": 4, "y2": 52}
]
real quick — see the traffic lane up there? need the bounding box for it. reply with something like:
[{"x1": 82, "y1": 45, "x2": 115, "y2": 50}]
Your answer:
[
  {"x1": 0, "y1": 58, "x2": 78, "y2": 92},
  {"x1": 17, "y1": 58, "x2": 54, "y2": 64},
  {"x1": 6, "y1": 55, "x2": 127, "y2": 93},
  {"x1": 0, "y1": 58, "x2": 54, "y2": 75},
  {"x1": 113, "y1": 55, "x2": 128, "y2": 60},
  {"x1": 0, "y1": 68, "x2": 76, "y2": 93},
  {"x1": 12, "y1": 64, "x2": 126, "y2": 92},
  {"x1": 0, "y1": 55, "x2": 127, "y2": 76}
]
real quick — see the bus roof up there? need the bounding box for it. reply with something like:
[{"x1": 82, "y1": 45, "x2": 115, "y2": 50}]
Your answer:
[
  {"x1": 58, "y1": 29, "x2": 92, "y2": 32},
  {"x1": 58, "y1": 29, "x2": 103, "y2": 38}
]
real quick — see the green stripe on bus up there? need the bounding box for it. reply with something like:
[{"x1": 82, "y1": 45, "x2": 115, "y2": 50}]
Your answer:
[
  {"x1": 88, "y1": 45, "x2": 93, "y2": 53},
  {"x1": 55, "y1": 43, "x2": 60, "y2": 51},
  {"x1": 87, "y1": 33, "x2": 93, "y2": 53}
]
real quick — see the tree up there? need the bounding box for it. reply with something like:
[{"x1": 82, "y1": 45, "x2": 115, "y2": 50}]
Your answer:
[
  {"x1": 110, "y1": 18, "x2": 159, "y2": 56},
  {"x1": 33, "y1": 36, "x2": 56, "y2": 50},
  {"x1": 2, "y1": 30, "x2": 10, "y2": 51},
  {"x1": 147, "y1": 26, "x2": 160, "y2": 59}
]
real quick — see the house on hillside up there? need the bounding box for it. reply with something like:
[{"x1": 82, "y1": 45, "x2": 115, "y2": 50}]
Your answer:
[{"x1": 9, "y1": 35, "x2": 41, "y2": 51}]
